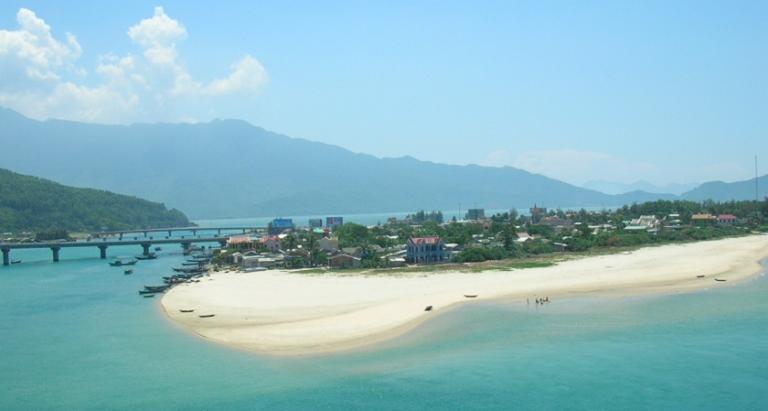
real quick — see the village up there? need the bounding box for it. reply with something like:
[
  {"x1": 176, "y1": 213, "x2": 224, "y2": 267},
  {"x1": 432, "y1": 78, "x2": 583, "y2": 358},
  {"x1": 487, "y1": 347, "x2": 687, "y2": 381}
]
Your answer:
[{"x1": 215, "y1": 200, "x2": 768, "y2": 272}]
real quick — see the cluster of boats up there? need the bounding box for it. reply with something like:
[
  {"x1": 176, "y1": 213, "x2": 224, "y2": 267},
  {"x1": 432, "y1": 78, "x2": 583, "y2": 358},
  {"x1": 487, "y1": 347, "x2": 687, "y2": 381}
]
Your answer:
[{"x1": 137, "y1": 253, "x2": 212, "y2": 298}]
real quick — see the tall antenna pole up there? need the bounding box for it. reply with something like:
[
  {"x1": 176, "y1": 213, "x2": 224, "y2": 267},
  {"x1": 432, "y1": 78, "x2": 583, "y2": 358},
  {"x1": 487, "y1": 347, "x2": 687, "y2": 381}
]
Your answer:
[{"x1": 756, "y1": 155, "x2": 759, "y2": 203}]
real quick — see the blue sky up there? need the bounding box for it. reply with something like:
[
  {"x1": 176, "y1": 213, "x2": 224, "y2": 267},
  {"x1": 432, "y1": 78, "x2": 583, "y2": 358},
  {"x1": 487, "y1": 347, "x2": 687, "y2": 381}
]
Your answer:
[{"x1": 1, "y1": 1, "x2": 766, "y2": 187}]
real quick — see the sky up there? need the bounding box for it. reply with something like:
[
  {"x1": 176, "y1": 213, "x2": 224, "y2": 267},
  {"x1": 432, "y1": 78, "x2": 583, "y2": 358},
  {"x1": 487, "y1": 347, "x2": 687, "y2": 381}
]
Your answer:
[{"x1": 1, "y1": 1, "x2": 766, "y2": 187}]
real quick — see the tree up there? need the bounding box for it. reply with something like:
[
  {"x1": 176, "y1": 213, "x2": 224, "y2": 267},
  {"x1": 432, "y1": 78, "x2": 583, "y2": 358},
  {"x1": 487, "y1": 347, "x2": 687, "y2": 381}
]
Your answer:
[{"x1": 281, "y1": 234, "x2": 297, "y2": 251}]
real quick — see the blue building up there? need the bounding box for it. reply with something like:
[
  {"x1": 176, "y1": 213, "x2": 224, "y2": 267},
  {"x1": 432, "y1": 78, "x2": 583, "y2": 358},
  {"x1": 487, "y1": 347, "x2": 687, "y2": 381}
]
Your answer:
[
  {"x1": 406, "y1": 236, "x2": 448, "y2": 264},
  {"x1": 269, "y1": 218, "x2": 294, "y2": 234},
  {"x1": 326, "y1": 216, "x2": 344, "y2": 229}
]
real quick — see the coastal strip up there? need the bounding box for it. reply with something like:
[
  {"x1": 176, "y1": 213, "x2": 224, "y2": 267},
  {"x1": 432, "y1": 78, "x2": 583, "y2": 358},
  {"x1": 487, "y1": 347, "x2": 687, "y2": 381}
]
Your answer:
[{"x1": 161, "y1": 235, "x2": 768, "y2": 355}]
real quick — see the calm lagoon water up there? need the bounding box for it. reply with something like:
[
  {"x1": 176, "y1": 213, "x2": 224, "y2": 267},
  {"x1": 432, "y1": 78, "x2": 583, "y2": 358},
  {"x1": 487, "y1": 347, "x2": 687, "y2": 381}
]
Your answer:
[{"x1": 1, "y1": 241, "x2": 767, "y2": 410}]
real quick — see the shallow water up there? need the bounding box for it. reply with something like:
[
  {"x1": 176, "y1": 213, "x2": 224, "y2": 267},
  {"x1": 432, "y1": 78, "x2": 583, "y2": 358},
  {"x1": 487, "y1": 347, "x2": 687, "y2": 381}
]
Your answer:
[{"x1": 1, "y1": 244, "x2": 766, "y2": 410}]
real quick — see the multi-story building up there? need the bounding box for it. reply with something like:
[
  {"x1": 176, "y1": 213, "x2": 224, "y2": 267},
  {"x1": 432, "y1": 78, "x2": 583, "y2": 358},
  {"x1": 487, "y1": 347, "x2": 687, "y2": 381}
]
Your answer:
[{"x1": 406, "y1": 236, "x2": 448, "y2": 264}]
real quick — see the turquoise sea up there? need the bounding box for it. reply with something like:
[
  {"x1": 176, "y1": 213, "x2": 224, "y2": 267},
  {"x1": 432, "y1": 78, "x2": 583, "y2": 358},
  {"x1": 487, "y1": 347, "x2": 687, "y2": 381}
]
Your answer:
[{"x1": 1, "y1": 223, "x2": 767, "y2": 410}]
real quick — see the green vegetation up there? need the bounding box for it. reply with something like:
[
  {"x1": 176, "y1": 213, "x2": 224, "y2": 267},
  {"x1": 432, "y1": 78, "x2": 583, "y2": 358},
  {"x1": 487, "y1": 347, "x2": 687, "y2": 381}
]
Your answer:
[{"x1": 0, "y1": 168, "x2": 190, "y2": 233}]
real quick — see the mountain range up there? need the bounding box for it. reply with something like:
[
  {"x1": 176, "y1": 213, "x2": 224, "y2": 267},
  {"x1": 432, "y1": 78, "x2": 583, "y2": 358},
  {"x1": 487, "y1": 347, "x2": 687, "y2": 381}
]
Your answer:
[
  {"x1": 582, "y1": 180, "x2": 698, "y2": 196},
  {"x1": 0, "y1": 108, "x2": 764, "y2": 219}
]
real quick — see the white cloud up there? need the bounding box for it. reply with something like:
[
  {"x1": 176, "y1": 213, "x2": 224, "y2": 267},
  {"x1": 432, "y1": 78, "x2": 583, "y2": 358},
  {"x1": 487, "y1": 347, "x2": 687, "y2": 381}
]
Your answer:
[
  {"x1": 0, "y1": 7, "x2": 268, "y2": 123},
  {"x1": 0, "y1": 8, "x2": 81, "y2": 86}
]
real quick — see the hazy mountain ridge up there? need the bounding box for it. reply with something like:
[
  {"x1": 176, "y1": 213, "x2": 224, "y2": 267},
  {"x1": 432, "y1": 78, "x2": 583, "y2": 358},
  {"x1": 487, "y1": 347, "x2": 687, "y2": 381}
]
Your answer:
[
  {"x1": 582, "y1": 180, "x2": 698, "y2": 196},
  {"x1": 0, "y1": 108, "x2": 762, "y2": 218}
]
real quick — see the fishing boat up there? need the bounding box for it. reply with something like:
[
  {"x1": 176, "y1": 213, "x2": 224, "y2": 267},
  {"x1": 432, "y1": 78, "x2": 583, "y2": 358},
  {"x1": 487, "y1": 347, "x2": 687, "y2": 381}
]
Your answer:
[
  {"x1": 144, "y1": 285, "x2": 170, "y2": 292},
  {"x1": 138, "y1": 290, "x2": 157, "y2": 295},
  {"x1": 464, "y1": 294, "x2": 478, "y2": 298},
  {"x1": 10, "y1": 259, "x2": 22, "y2": 264},
  {"x1": 109, "y1": 259, "x2": 137, "y2": 267},
  {"x1": 124, "y1": 269, "x2": 133, "y2": 275},
  {"x1": 154, "y1": 247, "x2": 162, "y2": 251},
  {"x1": 424, "y1": 305, "x2": 433, "y2": 312},
  {"x1": 715, "y1": 278, "x2": 727, "y2": 282},
  {"x1": 198, "y1": 314, "x2": 215, "y2": 318},
  {"x1": 179, "y1": 309, "x2": 194, "y2": 313},
  {"x1": 135, "y1": 253, "x2": 157, "y2": 260},
  {"x1": 143, "y1": 294, "x2": 155, "y2": 298}
]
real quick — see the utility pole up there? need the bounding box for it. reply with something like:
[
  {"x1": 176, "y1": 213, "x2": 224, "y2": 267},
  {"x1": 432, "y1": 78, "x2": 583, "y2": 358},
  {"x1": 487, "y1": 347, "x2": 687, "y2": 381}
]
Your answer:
[{"x1": 755, "y1": 155, "x2": 759, "y2": 203}]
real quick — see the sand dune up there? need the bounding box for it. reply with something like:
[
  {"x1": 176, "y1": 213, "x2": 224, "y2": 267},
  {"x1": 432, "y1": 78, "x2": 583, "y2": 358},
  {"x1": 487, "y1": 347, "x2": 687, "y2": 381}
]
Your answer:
[{"x1": 162, "y1": 235, "x2": 768, "y2": 355}]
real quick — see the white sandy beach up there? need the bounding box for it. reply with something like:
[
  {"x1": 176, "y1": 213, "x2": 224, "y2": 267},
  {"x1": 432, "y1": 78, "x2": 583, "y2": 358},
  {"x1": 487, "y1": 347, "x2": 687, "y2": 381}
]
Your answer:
[{"x1": 162, "y1": 235, "x2": 768, "y2": 355}]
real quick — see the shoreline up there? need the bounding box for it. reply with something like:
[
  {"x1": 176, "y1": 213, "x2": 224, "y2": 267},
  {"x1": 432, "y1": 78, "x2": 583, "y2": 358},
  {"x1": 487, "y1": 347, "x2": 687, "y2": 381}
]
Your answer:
[{"x1": 161, "y1": 234, "x2": 768, "y2": 356}]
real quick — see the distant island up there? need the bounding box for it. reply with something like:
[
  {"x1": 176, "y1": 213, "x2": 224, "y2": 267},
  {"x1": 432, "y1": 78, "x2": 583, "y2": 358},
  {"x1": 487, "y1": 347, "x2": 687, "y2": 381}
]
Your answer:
[{"x1": 0, "y1": 168, "x2": 190, "y2": 235}]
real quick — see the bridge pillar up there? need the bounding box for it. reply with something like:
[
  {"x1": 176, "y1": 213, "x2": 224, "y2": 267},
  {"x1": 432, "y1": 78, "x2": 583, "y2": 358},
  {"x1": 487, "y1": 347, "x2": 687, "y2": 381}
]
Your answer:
[
  {"x1": 217, "y1": 228, "x2": 221, "y2": 235},
  {"x1": 119, "y1": 233, "x2": 123, "y2": 240},
  {"x1": 51, "y1": 247, "x2": 61, "y2": 263},
  {"x1": 192, "y1": 229, "x2": 197, "y2": 236},
  {"x1": 242, "y1": 228, "x2": 246, "y2": 233},
  {"x1": 141, "y1": 243, "x2": 151, "y2": 256},
  {"x1": 2, "y1": 248, "x2": 9, "y2": 266},
  {"x1": 181, "y1": 242, "x2": 191, "y2": 250},
  {"x1": 168, "y1": 230, "x2": 172, "y2": 237},
  {"x1": 98, "y1": 245, "x2": 108, "y2": 259},
  {"x1": 143, "y1": 231, "x2": 148, "y2": 237}
]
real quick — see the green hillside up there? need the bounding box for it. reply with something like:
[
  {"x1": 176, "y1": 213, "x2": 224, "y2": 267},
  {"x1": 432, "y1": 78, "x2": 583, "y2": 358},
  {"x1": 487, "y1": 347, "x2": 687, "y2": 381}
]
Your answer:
[{"x1": 0, "y1": 168, "x2": 190, "y2": 233}]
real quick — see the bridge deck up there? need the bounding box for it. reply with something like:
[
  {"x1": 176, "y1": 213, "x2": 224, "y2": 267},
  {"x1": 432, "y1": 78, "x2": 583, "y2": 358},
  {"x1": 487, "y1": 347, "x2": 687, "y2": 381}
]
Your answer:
[{"x1": 1, "y1": 237, "x2": 228, "y2": 265}]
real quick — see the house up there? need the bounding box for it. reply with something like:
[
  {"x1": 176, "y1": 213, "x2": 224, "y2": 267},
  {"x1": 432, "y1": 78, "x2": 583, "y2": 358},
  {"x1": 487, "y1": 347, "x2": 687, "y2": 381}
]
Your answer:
[
  {"x1": 515, "y1": 232, "x2": 533, "y2": 242},
  {"x1": 465, "y1": 208, "x2": 485, "y2": 221},
  {"x1": 269, "y1": 218, "x2": 294, "y2": 234},
  {"x1": 241, "y1": 253, "x2": 284, "y2": 269},
  {"x1": 317, "y1": 237, "x2": 339, "y2": 253},
  {"x1": 624, "y1": 215, "x2": 659, "y2": 231},
  {"x1": 717, "y1": 214, "x2": 737, "y2": 225},
  {"x1": 308, "y1": 218, "x2": 323, "y2": 229},
  {"x1": 691, "y1": 213, "x2": 717, "y2": 224},
  {"x1": 406, "y1": 236, "x2": 448, "y2": 264},
  {"x1": 539, "y1": 216, "x2": 575, "y2": 231},
  {"x1": 229, "y1": 252, "x2": 243, "y2": 264},
  {"x1": 227, "y1": 235, "x2": 253, "y2": 249},
  {"x1": 664, "y1": 213, "x2": 683, "y2": 230},
  {"x1": 328, "y1": 253, "x2": 361, "y2": 269},
  {"x1": 259, "y1": 235, "x2": 281, "y2": 253},
  {"x1": 326, "y1": 216, "x2": 344, "y2": 229}
]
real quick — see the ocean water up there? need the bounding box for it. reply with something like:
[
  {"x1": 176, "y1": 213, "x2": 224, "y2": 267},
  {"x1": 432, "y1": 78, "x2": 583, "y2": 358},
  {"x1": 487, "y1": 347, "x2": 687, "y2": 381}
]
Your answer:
[{"x1": 1, "y1": 244, "x2": 767, "y2": 410}]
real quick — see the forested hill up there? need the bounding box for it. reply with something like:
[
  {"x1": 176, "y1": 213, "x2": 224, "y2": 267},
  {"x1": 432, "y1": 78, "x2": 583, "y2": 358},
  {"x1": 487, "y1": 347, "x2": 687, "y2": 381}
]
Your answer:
[{"x1": 0, "y1": 168, "x2": 190, "y2": 233}]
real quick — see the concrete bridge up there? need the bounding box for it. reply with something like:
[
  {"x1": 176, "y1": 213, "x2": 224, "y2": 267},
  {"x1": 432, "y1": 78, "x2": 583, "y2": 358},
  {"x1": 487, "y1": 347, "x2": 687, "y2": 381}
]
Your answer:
[
  {"x1": 1, "y1": 237, "x2": 228, "y2": 266},
  {"x1": 93, "y1": 226, "x2": 266, "y2": 240}
]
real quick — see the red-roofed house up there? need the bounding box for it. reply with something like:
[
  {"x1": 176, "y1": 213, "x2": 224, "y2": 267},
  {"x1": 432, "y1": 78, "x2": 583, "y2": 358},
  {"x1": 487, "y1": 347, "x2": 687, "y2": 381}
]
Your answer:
[
  {"x1": 406, "y1": 236, "x2": 447, "y2": 264},
  {"x1": 717, "y1": 214, "x2": 738, "y2": 225},
  {"x1": 227, "y1": 235, "x2": 253, "y2": 249}
]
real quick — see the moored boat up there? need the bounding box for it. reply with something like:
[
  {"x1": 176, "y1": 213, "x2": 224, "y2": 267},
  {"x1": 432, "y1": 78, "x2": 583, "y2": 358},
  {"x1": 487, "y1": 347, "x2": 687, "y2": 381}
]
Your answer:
[
  {"x1": 179, "y1": 309, "x2": 194, "y2": 313},
  {"x1": 110, "y1": 259, "x2": 137, "y2": 267},
  {"x1": 10, "y1": 259, "x2": 22, "y2": 264},
  {"x1": 464, "y1": 294, "x2": 478, "y2": 298},
  {"x1": 198, "y1": 314, "x2": 215, "y2": 318},
  {"x1": 124, "y1": 269, "x2": 133, "y2": 275}
]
